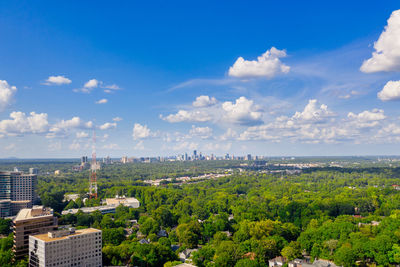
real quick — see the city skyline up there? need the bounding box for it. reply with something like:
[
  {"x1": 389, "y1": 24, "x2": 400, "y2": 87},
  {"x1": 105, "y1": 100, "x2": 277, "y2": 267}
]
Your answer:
[{"x1": 1, "y1": 1, "x2": 400, "y2": 157}]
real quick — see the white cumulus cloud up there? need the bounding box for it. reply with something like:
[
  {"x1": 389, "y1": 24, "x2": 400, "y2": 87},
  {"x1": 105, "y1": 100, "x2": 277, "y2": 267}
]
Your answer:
[
  {"x1": 189, "y1": 125, "x2": 213, "y2": 139},
  {"x1": 76, "y1": 131, "x2": 89, "y2": 138},
  {"x1": 228, "y1": 47, "x2": 290, "y2": 78},
  {"x1": 133, "y1": 123, "x2": 154, "y2": 140},
  {"x1": 74, "y1": 79, "x2": 100, "y2": 93},
  {"x1": 378, "y1": 80, "x2": 400, "y2": 101},
  {"x1": 112, "y1": 117, "x2": 123, "y2": 122},
  {"x1": 361, "y1": 10, "x2": 400, "y2": 73},
  {"x1": 103, "y1": 84, "x2": 120, "y2": 90},
  {"x1": 0, "y1": 111, "x2": 49, "y2": 135},
  {"x1": 292, "y1": 99, "x2": 335, "y2": 122},
  {"x1": 222, "y1": 96, "x2": 263, "y2": 125},
  {"x1": 161, "y1": 110, "x2": 212, "y2": 123},
  {"x1": 44, "y1": 75, "x2": 72, "y2": 85},
  {"x1": 96, "y1": 98, "x2": 108, "y2": 104},
  {"x1": 347, "y1": 109, "x2": 386, "y2": 128},
  {"x1": 49, "y1": 117, "x2": 93, "y2": 137},
  {"x1": 99, "y1": 122, "x2": 117, "y2": 130},
  {"x1": 0, "y1": 80, "x2": 17, "y2": 111},
  {"x1": 85, "y1": 79, "x2": 100, "y2": 89},
  {"x1": 192, "y1": 95, "x2": 218, "y2": 107},
  {"x1": 162, "y1": 96, "x2": 264, "y2": 126}
]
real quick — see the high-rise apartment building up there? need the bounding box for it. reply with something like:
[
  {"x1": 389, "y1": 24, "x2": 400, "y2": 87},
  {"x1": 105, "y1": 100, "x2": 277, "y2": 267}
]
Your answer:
[
  {"x1": 13, "y1": 206, "x2": 58, "y2": 259},
  {"x1": 29, "y1": 228, "x2": 102, "y2": 267},
  {"x1": 0, "y1": 171, "x2": 38, "y2": 217},
  {"x1": 11, "y1": 172, "x2": 37, "y2": 203}
]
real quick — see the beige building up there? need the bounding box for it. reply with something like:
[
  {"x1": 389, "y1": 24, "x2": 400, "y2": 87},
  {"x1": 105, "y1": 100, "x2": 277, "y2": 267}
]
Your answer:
[
  {"x1": 13, "y1": 206, "x2": 57, "y2": 259},
  {"x1": 29, "y1": 228, "x2": 102, "y2": 267},
  {"x1": 11, "y1": 172, "x2": 38, "y2": 204},
  {"x1": 105, "y1": 196, "x2": 140, "y2": 208}
]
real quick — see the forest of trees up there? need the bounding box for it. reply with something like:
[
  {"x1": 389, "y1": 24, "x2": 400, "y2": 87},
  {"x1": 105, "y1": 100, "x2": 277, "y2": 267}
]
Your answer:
[{"x1": 2, "y1": 160, "x2": 400, "y2": 266}]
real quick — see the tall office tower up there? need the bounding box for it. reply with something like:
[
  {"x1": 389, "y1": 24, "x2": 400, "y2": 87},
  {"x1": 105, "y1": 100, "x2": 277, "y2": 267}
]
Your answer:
[
  {"x1": 29, "y1": 228, "x2": 102, "y2": 267},
  {"x1": 0, "y1": 171, "x2": 38, "y2": 217},
  {"x1": 13, "y1": 206, "x2": 58, "y2": 259},
  {"x1": 247, "y1": 154, "x2": 252, "y2": 161}
]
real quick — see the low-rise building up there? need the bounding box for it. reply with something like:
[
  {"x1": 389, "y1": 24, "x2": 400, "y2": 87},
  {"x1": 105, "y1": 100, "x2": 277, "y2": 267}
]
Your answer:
[
  {"x1": 29, "y1": 228, "x2": 102, "y2": 267},
  {"x1": 61, "y1": 196, "x2": 140, "y2": 215},
  {"x1": 269, "y1": 256, "x2": 286, "y2": 267},
  {"x1": 179, "y1": 248, "x2": 198, "y2": 262},
  {"x1": 105, "y1": 196, "x2": 140, "y2": 208},
  {"x1": 288, "y1": 259, "x2": 340, "y2": 267}
]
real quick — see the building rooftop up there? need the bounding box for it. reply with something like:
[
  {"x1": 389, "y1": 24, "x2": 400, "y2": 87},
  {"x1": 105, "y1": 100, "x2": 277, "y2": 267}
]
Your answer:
[
  {"x1": 14, "y1": 206, "x2": 53, "y2": 222},
  {"x1": 62, "y1": 197, "x2": 140, "y2": 215},
  {"x1": 32, "y1": 228, "x2": 100, "y2": 242},
  {"x1": 105, "y1": 196, "x2": 140, "y2": 207},
  {"x1": 175, "y1": 263, "x2": 197, "y2": 267}
]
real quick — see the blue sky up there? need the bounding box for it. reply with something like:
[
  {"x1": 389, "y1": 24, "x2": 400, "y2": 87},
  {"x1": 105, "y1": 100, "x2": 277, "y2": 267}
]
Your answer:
[{"x1": 1, "y1": 1, "x2": 400, "y2": 158}]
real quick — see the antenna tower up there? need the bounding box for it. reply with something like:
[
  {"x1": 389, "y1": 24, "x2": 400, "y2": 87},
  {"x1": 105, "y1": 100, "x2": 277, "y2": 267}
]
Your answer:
[{"x1": 89, "y1": 130, "x2": 98, "y2": 199}]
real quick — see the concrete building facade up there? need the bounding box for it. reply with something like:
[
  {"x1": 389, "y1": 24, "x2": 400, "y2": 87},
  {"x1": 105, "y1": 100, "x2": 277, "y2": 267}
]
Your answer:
[
  {"x1": 29, "y1": 228, "x2": 102, "y2": 267},
  {"x1": 13, "y1": 206, "x2": 58, "y2": 259}
]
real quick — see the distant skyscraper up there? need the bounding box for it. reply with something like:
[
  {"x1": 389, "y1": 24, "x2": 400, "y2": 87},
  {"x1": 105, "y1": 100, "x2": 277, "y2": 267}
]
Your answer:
[
  {"x1": 247, "y1": 154, "x2": 252, "y2": 161},
  {"x1": 102, "y1": 156, "x2": 111, "y2": 165},
  {"x1": 81, "y1": 156, "x2": 88, "y2": 164}
]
